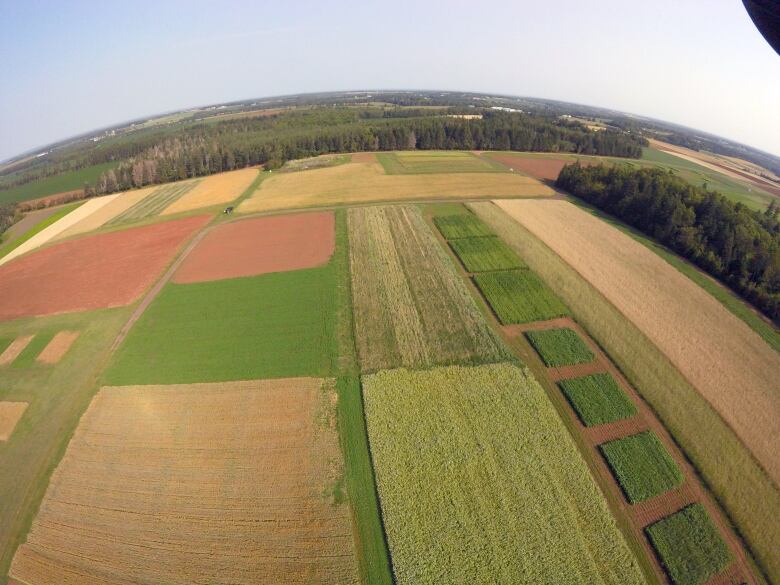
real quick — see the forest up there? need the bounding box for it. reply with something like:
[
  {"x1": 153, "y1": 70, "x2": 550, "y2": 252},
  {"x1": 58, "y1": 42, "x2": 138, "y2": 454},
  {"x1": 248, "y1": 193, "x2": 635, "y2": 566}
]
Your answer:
[{"x1": 556, "y1": 163, "x2": 780, "y2": 323}]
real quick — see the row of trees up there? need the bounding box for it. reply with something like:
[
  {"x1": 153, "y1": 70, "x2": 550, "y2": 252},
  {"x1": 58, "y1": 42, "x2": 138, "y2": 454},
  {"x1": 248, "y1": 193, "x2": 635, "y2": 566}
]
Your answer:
[
  {"x1": 86, "y1": 109, "x2": 645, "y2": 195},
  {"x1": 556, "y1": 163, "x2": 780, "y2": 322}
]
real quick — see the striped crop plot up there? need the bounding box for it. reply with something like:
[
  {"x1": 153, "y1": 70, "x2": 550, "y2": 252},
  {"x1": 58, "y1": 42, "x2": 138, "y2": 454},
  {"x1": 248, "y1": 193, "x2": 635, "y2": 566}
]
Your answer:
[
  {"x1": 106, "y1": 179, "x2": 201, "y2": 225},
  {"x1": 473, "y1": 269, "x2": 570, "y2": 324},
  {"x1": 433, "y1": 213, "x2": 494, "y2": 239},
  {"x1": 10, "y1": 378, "x2": 359, "y2": 584},
  {"x1": 559, "y1": 373, "x2": 637, "y2": 426},
  {"x1": 347, "y1": 205, "x2": 511, "y2": 372},
  {"x1": 448, "y1": 236, "x2": 524, "y2": 272},
  {"x1": 377, "y1": 151, "x2": 504, "y2": 174},
  {"x1": 600, "y1": 431, "x2": 684, "y2": 504},
  {"x1": 362, "y1": 363, "x2": 646, "y2": 585},
  {"x1": 646, "y1": 504, "x2": 731, "y2": 585},
  {"x1": 525, "y1": 327, "x2": 595, "y2": 366}
]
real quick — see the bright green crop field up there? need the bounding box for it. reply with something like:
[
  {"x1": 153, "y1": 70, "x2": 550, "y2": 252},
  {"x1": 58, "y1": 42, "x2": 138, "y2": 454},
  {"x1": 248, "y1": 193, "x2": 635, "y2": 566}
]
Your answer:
[
  {"x1": 104, "y1": 264, "x2": 337, "y2": 385},
  {"x1": 0, "y1": 162, "x2": 118, "y2": 205},
  {"x1": 559, "y1": 373, "x2": 637, "y2": 426},
  {"x1": 448, "y1": 236, "x2": 524, "y2": 272},
  {"x1": 362, "y1": 363, "x2": 647, "y2": 585},
  {"x1": 525, "y1": 327, "x2": 594, "y2": 367},
  {"x1": 600, "y1": 431, "x2": 684, "y2": 504},
  {"x1": 433, "y1": 213, "x2": 494, "y2": 239},
  {"x1": 646, "y1": 504, "x2": 731, "y2": 585},
  {"x1": 473, "y1": 269, "x2": 570, "y2": 324}
]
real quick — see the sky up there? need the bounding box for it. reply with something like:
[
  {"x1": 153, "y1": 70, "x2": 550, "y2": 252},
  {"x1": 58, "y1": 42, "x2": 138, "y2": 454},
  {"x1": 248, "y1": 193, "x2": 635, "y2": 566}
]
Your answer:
[{"x1": 1, "y1": 0, "x2": 779, "y2": 161}]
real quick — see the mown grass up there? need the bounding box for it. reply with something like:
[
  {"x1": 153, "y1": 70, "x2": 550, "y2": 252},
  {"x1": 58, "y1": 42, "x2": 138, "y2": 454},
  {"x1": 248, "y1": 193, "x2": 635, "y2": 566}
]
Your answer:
[
  {"x1": 362, "y1": 363, "x2": 646, "y2": 585},
  {"x1": 433, "y1": 213, "x2": 494, "y2": 239},
  {"x1": 525, "y1": 327, "x2": 594, "y2": 366},
  {"x1": 449, "y1": 236, "x2": 525, "y2": 272},
  {"x1": 0, "y1": 202, "x2": 82, "y2": 260},
  {"x1": 473, "y1": 269, "x2": 570, "y2": 324},
  {"x1": 559, "y1": 373, "x2": 637, "y2": 426},
  {"x1": 10, "y1": 331, "x2": 55, "y2": 369},
  {"x1": 104, "y1": 264, "x2": 337, "y2": 385},
  {"x1": 376, "y1": 151, "x2": 505, "y2": 174},
  {"x1": 600, "y1": 431, "x2": 684, "y2": 504},
  {"x1": 0, "y1": 307, "x2": 131, "y2": 582},
  {"x1": 0, "y1": 162, "x2": 118, "y2": 205},
  {"x1": 646, "y1": 504, "x2": 732, "y2": 585},
  {"x1": 469, "y1": 200, "x2": 780, "y2": 582}
]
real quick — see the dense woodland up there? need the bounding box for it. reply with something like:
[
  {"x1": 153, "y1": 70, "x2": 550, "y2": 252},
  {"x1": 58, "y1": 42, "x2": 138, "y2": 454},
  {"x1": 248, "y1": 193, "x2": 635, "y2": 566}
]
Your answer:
[{"x1": 556, "y1": 164, "x2": 780, "y2": 322}]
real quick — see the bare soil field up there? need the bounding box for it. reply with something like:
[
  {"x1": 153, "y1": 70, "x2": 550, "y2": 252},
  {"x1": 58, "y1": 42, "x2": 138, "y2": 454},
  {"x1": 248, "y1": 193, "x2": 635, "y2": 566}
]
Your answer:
[
  {"x1": 174, "y1": 211, "x2": 334, "y2": 283},
  {"x1": 10, "y1": 378, "x2": 358, "y2": 585},
  {"x1": 238, "y1": 159, "x2": 553, "y2": 213},
  {"x1": 36, "y1": 331, "x2": 80, "y2": 364},
  {"x1": 0, "y1": 335, "x2": 34, "y2": 366},
  {"x1": 0, "y1": 402, "x2": 28, "y2": 441},
  {"x1": 350, "y1": 152, "x2": 376, "y2": 163},
  {"x1": 0, "y1": 215, "x2": 209, "y2": 322},
  {"x1": 489, "y1": 154, "x2": 572, "y2": 181},
  {"x1": 0, "y1": 196, "x2": 118, "y2": 267},
  {"x1": 495, "y1": 199, "x2": 780, "y2": 485},
  {"x1": 55, "y1": 187, "x2": 156, "y2": 239},
  {"x1": 161, "y1": 167, "x2": 259, "y2": 214}
]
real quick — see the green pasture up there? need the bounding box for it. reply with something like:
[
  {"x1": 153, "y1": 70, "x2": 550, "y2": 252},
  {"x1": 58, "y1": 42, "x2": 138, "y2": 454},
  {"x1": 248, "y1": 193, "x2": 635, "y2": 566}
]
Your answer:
[{"x1": 0, "y1": 162, "x2": 118, "y2": 205}]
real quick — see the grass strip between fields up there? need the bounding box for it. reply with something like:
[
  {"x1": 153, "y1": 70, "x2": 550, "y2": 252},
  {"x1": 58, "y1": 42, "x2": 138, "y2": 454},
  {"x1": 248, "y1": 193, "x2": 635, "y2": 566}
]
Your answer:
[
  {"x1": 646, "y1": 504, "x2": 732, "y2": 585},
  {"x1": 473, "y1": 269, "x2": 570, "y2": 324},
  {"x1": 525, "y1": 327, "x2": 594, "y2": 367},
  {"x1": 0, "y1": 202, "x2": 82, "y2": 260},
  {"x1": 559, "y1": 373, "x2": 638, "y2": 426}
]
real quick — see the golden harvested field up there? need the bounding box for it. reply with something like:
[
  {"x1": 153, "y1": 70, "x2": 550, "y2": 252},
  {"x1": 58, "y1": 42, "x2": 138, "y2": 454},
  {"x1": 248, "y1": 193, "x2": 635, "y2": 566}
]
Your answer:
[
  {"x1": 495, "y1": 199, "x2": 780, "y2": 485},
  {"x1": 0, "y1": 335, "x2": 33, "y2": 366},
  {"x1": 348, "y1": 205, "x2": 510, "y2": 371},
  {"x1": 10, "y1": 378, "x2": 358, "y2": 585},
  {"x1": 55, "y1": 187, "x2": 156, "y2": 239},
  {"x1": 239, "y1": 159, "x2": 553, "y2": 213},
  {"x1": 0, "y1": 402, "x2": 27, "y2": 441},
  {"x1": 36, "y1": 331, "x2": 80, "y2": 364},
  {"x1": 161, "y1": 167, "x2": 259, "y2": 214}
]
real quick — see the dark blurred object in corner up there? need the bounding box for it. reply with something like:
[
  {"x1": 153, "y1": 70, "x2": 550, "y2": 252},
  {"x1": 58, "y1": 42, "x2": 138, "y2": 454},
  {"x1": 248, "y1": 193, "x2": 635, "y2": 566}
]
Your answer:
[{"x1": 743, "y1": 0, "x2": 780, "y2": 56}]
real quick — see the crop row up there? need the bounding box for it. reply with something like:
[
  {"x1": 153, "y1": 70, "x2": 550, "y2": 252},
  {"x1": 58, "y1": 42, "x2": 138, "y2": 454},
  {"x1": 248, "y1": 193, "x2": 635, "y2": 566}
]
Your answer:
[{"x1": 107, "y1": 180, "x2": 199, "y2": 225}]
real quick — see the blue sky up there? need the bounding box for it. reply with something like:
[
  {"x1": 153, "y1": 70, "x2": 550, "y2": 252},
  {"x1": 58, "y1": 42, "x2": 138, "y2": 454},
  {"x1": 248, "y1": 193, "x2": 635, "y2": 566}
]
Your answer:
[{"x1": 1, "y1": 0, "x2": 779, "y2": 161}]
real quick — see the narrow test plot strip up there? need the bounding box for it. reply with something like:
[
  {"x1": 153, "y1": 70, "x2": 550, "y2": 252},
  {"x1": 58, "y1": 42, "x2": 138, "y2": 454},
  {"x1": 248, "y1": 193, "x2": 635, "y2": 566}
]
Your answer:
[
  {"x1": 600, "y1": 431, "x2": 684, "y2": 504},
  {"x1": 473, "y1": 269, "x2": 570, "y2": 324},
  {"x1": 448, "y1": 237, "x2": 525, "y2": 272},
  {"x1": 525, "y1": 327, "x2": 595, "y2": 367},
  {"x1": 11, "y1": 332, "x2": 55, "y2": 368},
  {"x1": 0, "y1": 335, "x2": 34, "y2": 366},
  {"x1": 36, "y1": 331, "x2": 80, "y2": 364},
  {"x1": 0, "y1": 402, "x2": 28, "y2": 441},
  {"x1": 646, "y1": 504, "x2": 732, "y2": 585},
  {"x1": 559, "y1": 373, "x2": 637, "y2": 426},
  {"x1": 434, "y1": 214, "x2": 494, "y2": 239}
]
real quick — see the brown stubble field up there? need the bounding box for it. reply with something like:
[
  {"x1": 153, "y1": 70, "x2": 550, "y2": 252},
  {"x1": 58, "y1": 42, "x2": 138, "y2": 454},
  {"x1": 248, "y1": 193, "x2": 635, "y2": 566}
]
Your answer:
[
  {"x1": 493, "y1": 199, "x2": 780, "y2": 485},
  {"x1": 10, "y1": 378, "x2": 358, "y2": 585}
]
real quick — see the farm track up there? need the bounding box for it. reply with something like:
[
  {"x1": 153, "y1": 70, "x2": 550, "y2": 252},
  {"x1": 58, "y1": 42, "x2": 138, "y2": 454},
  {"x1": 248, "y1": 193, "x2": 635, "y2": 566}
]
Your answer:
[{"x1": 504, "y1": 317, "x2": 756, "y2": 585}]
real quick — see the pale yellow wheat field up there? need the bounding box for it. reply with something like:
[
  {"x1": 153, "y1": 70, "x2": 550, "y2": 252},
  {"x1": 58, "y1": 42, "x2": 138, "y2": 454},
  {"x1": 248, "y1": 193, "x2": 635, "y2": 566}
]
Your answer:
[
  {"x1": 55, "y1": 187, "x2": 156, "y2": 239},
  {"x1": 495, "y1": 199, "x2": 780, "y2": 484},
  {"x1": 239, "y1": 160, "x2": 553, "y2": 213},
  {"x1": 10, "y1": 378, "x2": 358, "y2": 585},
  {"x1": 162, "y1": 167, "x2": 259, "y2": 214}
]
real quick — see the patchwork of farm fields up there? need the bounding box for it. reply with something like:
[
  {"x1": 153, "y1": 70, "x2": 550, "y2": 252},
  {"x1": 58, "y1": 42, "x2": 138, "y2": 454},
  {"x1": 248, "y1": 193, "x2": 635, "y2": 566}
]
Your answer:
[{"x1": 106, "y1": 179, "x2": 201, "y2": 225}]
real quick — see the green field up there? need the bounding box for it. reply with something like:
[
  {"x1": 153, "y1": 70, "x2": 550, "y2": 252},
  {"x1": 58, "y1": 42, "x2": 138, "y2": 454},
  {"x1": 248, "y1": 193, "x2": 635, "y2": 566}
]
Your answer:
[
  {"x1": 362, "y1": 363, "x2": 646, "y2": 585},
  {"x1": 448, "y1": 236, "x2": 524, "y2": 272},
  {"x1": 473, "y1": 269, "x2": 570, "y2": 324},
  {"x1": 559, "y1": 373, "x2": 637, "y2": 426},
  {"x1": 377, "y1": 151, "x2": 505, "y2": 174},
  {"x1": 10, "y1": 331, "x2": 55, "y2": 369},
  {"x1": 600, "y1": 431, "x2": 684, "y2": 504},
  {"x1": 433, "y1": 213, "x2": 494, "y2": 239},
  {"x1": 470, "y1": 200, "x2": 780, "y2": 581},
  {"x1": 106, "y1": 180, "x2": 200, "y2": 225},
  {"x1": 0, "y1": 202, "x2": 82, "y2": 260},
  {"x1": 0, "y1": 162, "x2": 118, "y2": 205},
  {"x1": 104, "y1": 264, "x2": 336, "y2": 384},
  {"x1": 525, "y1": 327, "x2": 594, "y2": 366},
  {"x1": 0, "y1": 307, "x2": 131, "y2": 580},
  {"x1": 646, "y1": 504, "x2": 731, "y2": 585},
  {"x1": 348, "y1": 205, "x2": 511, "y2": 372}
]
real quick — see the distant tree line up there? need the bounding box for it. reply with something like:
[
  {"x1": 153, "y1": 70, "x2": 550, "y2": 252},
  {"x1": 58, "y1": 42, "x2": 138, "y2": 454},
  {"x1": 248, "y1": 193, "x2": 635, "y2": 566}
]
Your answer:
[
  {"x1": 84, "y1": 108, "x2": 645, "y2": 195},
  {"x1": 0, "y1": 203, "x2": 18, "y2": 239},
  {"x1": 556, "y1": 163, "x2": 780, "y2": 323}
]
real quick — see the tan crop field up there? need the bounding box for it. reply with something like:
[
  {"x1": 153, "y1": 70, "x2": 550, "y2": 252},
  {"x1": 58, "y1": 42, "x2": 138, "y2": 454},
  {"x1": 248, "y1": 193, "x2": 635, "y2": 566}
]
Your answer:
[
  {"x1": 0, "y1": 402, "x2": 27, "y2": 441},
  {"x1": 348, "y1": 205, "x2": 510, "y2": 371},
  {"x1": 55, "y1": 186, "x2": 156, "y2": 239},
  {"x1": 36, "y1": 331, "x2": 80, "y2": 364},
  {"x1": 494, "y1": 199, "x2": 780, "y2": 485},
  {"x1": 161, "y1": 167, "x2": 259, "y2": 214},
  {"x1": 239, "y1": 158, "x2": 553, "y2": 213},
  {"x1": 10, "y1": 377, "x2": 358, "y2": 585}
]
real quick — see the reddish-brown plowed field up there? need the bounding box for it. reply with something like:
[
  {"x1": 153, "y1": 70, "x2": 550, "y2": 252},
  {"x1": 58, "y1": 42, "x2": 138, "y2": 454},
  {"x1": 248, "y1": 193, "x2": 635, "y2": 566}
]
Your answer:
[
  {"x1": 489, "y1": 155, "x2": 572, "y2": 181},
  {"x1": 174, "y1": 211, "x2": 335, "y2": 283},
  {"x1": 0, "y1": 215, "x2": 209, "y2": 321}
]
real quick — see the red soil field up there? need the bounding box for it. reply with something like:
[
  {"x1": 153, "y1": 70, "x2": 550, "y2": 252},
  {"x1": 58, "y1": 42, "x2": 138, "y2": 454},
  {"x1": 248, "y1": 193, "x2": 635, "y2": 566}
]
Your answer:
[
  {"x1": 490, "y1": 154, "x2": 572, "y2": 181},
  {"x1": 173, "y1": 211, "x2": 335, "y2": 283},
  {"x1": 0, "y1": 215, "x2": 209, "y2": 321}
]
